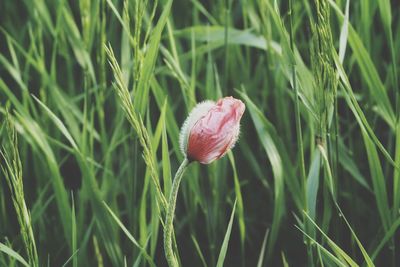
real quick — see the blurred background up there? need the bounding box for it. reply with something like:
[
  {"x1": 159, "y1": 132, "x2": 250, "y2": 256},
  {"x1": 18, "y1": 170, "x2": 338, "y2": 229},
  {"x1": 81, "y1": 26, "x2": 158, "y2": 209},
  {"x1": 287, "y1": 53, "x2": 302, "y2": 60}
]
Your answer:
[{"x1": 1, "y1": 0, "x2": 400, "y2": 266}]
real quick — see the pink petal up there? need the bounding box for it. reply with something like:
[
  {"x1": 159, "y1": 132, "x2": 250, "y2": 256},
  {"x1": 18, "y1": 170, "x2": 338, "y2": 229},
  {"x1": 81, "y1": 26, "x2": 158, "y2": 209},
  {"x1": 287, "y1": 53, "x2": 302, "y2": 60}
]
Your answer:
[{"x1": 187, "y1": 97, "x2": 245, "y2": 164}]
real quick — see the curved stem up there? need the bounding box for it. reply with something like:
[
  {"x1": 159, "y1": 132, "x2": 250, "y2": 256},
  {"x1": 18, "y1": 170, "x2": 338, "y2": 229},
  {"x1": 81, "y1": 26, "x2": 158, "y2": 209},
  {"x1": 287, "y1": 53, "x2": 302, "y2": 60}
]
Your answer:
[{"x1": 164, "y1": 158, "x2": 189, "y2": 267}]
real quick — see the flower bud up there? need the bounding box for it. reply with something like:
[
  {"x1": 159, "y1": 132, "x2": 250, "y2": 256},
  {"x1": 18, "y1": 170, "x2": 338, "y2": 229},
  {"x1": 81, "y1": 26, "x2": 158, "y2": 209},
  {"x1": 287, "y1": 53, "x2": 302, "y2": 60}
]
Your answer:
[{"x1": 179, "y1": 96, "x2": 245, "y2": 164}]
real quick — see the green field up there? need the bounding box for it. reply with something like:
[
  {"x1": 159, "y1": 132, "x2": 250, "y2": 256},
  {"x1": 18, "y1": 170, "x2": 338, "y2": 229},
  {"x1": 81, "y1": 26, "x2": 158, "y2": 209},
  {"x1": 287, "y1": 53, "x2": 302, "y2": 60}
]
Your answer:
[{"x1": 1, "y1": 0, "x2": 400, "y2": 266}]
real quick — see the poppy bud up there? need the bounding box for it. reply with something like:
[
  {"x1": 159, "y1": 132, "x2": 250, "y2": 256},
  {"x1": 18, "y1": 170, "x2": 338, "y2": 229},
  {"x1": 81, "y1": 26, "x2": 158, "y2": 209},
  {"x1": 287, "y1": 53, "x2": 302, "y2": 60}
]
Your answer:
[{"x1": 179, "y1": 96, "x2": 245, "y2": 164}]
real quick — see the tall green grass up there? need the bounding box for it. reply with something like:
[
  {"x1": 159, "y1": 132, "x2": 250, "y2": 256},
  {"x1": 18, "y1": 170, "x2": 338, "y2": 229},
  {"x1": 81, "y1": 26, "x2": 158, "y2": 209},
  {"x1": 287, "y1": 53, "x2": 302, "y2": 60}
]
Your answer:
[{"x1": 0, "y1": 0, "x2": 399, "y2": 266}]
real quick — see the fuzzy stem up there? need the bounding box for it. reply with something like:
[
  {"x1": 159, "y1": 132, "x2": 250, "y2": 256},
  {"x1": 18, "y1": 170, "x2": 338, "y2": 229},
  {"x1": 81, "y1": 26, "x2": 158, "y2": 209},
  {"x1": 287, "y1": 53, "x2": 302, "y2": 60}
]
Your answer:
[{"x1": 164, "y1": 158, "x2": 189, "y2": 267}]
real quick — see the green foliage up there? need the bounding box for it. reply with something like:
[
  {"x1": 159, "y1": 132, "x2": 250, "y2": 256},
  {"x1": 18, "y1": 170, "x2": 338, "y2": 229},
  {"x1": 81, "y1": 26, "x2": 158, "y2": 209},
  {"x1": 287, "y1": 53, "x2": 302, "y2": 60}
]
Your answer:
[
  {"x1": 0, "y1": 0, "x2": 400, "y2": 266},
  {"x1": 1, "y1": 117, "x2": 38, "y2": 267}
]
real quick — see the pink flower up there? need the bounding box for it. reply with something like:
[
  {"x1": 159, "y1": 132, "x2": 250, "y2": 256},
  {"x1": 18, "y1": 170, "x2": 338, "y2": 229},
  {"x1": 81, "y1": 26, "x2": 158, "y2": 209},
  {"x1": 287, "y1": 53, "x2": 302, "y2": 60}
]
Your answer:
[{"x1": 179, "y1": 96, "x2": 245, "y2": 164}]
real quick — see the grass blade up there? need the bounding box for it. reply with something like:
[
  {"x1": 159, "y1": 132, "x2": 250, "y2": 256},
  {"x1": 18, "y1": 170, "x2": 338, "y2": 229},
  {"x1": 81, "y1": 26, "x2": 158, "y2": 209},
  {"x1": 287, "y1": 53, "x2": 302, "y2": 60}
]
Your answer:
[
  {"x1": 0, "y1": 243, "x2": 29, "y2": 267},
  {"x1": 216, "y1": 199, "x2": 237, "y2": 267}
]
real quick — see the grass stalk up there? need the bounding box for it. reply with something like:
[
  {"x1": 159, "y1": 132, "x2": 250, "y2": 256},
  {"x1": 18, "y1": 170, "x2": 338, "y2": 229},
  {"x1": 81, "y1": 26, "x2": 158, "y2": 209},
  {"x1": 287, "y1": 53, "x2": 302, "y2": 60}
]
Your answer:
[{"x1": 288, "y1": 4, "x2": 309, "y2": 263}]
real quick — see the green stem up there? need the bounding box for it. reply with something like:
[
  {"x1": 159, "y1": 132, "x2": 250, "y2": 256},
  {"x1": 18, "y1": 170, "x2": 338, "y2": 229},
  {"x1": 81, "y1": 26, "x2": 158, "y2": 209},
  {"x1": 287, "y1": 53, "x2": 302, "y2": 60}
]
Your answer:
[
  {"x1": 164, "y1": 158, "x2": 189, "y2": 267},
  {"x1": 288, "y1": 0, "x2": 306, "y2": 203},
  {"x1": 288, "y1": 0, "x2": 311, "y2": 265}
]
